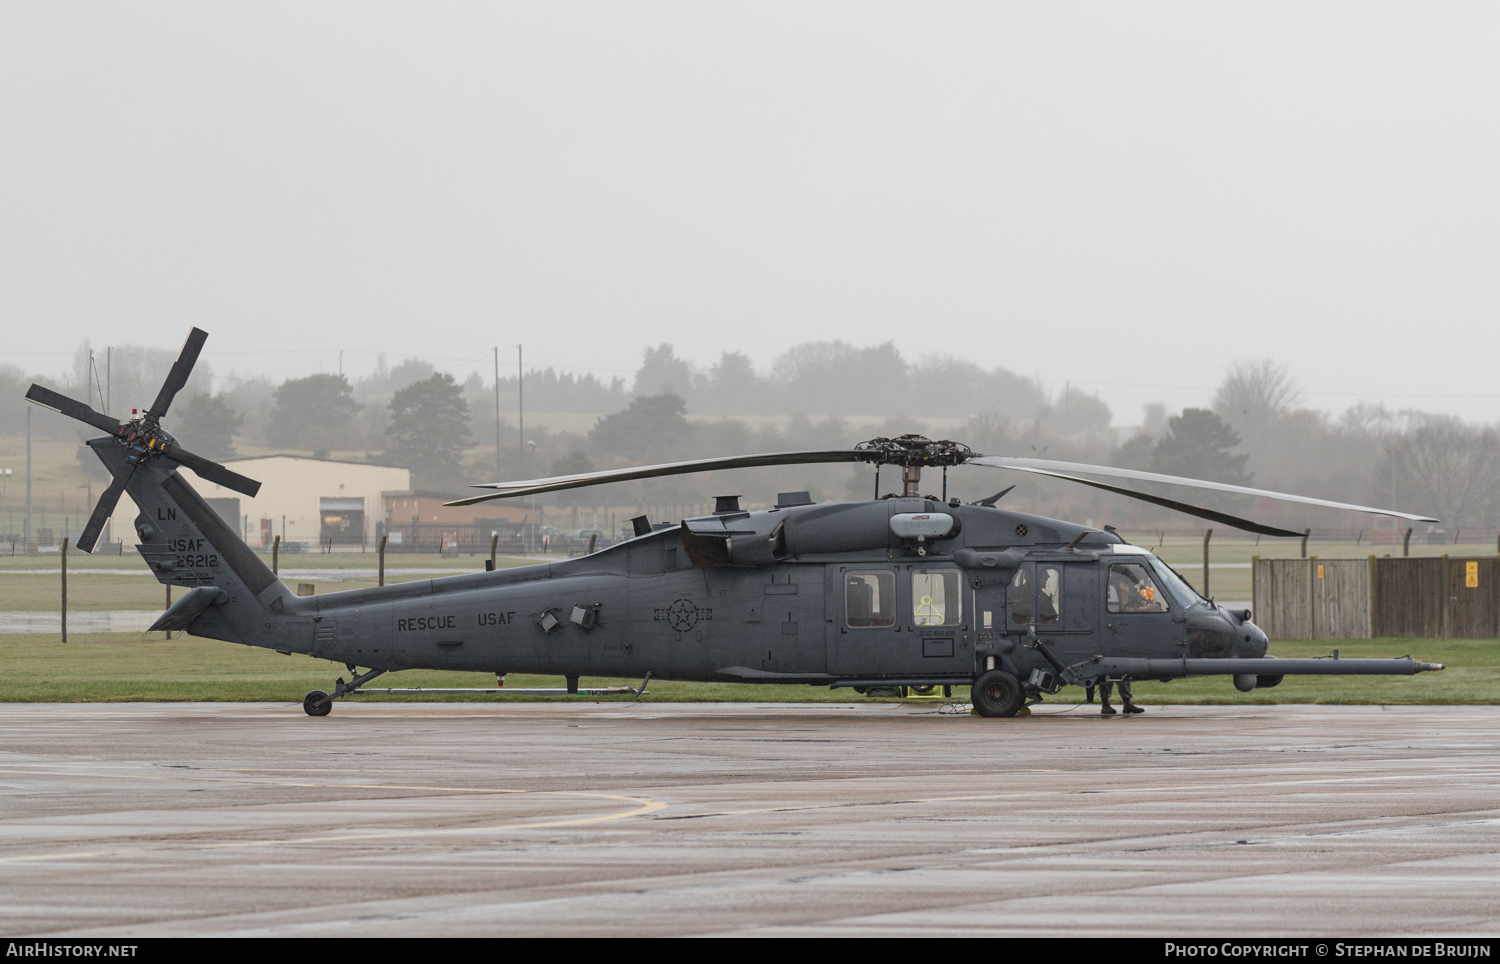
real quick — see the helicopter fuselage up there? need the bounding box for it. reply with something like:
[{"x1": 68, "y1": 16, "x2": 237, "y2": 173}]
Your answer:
[{"x1": 170, "y1": 485, "x2": 1264, "y2": 693}]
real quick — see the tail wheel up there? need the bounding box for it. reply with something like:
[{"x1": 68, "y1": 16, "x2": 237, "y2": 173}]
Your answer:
[
  {"x1": 303, "y1": 691, "x2": 332, "y2": 717},
  {"x1": 971, "y1": 670, "x2": 1024, "y2": 718}
]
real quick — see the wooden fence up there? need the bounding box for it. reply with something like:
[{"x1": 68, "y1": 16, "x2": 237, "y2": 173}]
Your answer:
[{"x1": 1252, "y1": 556, "x2": 1500, "y2": 640}]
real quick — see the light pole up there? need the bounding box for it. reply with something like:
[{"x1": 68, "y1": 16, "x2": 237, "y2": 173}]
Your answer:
[
  {"x1": 527, "y1": 439, "x2": 537, "y2": 552},
  {"x1": 26, "y1": 407, "x2": 33, "y2": 548},
  {"x1": 0, "y1": 468, "x2": 10, "y2": 538},
  {"x1": 1385, "y1": 444, "x2": 1402, "y2": 548},
  {"x1": 517, "y1": 345, "x2": 524, "y2": 480},
  {"x1": 504, "y1": 349, "x2": 510, "y2": 479}
]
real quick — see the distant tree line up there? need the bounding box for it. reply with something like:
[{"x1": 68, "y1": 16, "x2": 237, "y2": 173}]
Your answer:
[
  {"x1": 1101, "y1": 361, "x2": 1500, "y2": 533},
  {"x1": 8, "y1": 341, "x2": 1500, "y2": 533},
  {"x1": 631, "y1": 341, "x2": 1048, "y2": 419}
]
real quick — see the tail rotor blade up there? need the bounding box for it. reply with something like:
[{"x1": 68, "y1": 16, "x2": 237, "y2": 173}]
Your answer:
[
  {"x1": 25, "y1": 385, "x2": 124, "y2": 436},
  {"x1": 77, "y1": 467, "x2": 135, "y2": 553},
  {"x1": 148, "y1": 327, "x2": 209, "y2": 420},
  {"x1": 166, "y1": 445, "x2": 262, "y2": 498}
]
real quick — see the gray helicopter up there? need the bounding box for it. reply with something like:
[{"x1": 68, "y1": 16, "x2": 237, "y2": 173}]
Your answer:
[{"x1": 28, "y1": 329, "x2": 1445, "y2": 717}]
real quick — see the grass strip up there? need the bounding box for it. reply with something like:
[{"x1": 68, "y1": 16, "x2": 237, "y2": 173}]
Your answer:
[{"x1": 0, "y1": 635, "x2": 1490, "y2": 705}]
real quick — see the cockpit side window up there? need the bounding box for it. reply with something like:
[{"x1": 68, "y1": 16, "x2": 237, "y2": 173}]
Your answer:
[
  {"x1": 1147, "y1": 556, "x2": 1206, "y2": 608},
  {"x1": 1107, "y1": 563, "x2": 1169, "y2": 614}
]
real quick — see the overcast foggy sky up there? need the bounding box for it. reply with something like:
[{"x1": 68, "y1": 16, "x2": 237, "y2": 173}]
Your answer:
[{"x1": 3, "y1": 3, "x2": 1497, "y2": 428}]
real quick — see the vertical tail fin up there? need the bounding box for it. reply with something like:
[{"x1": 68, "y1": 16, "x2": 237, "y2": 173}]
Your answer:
[{"x1": 95, "y1": 439, "x2": 309, "y2": 653}]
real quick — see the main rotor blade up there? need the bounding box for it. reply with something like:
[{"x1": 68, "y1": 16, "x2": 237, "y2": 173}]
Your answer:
[
  {"x1": 77, "y1": 466, "x2": 136, "y2": 553},
  {"x1": 165, "y1": 445, "x2": 262, "y2": 497},
  {"x1": 967, "y1": 456, "x2": 1440, "y2": 524},
  {"x1": 447, "y1": 450, "x2": 870, "y2": 506},
  {"x1": 995, "y1": 465, "x2": 1304, "y2": 538},
  {"x1": 148, "y1": 327, "x2": 209, "y2": 420},
  {"x1": 24, "y1": 385, "x2": 124, "y2": 436}
]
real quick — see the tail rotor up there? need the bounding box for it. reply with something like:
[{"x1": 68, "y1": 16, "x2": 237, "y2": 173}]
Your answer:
[{"x1": 25, "y1": 327, "x2": 260, "y2": 553}]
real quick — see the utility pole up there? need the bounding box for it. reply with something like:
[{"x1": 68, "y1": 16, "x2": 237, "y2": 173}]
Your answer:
[
  {"x1": 504, "y1": 349, "x2": 510, "y2": 479},
  {"x1": 85, "y1": 351, "x2": 96, "y2": 509},
  {"x1": 517, "y1": 345, "x2": 524, "y2": 479},
  {"x1": 494, "y1": 346, "x2": 501, "y2": 478},
  {"x1": 26, "y1": 407, "x2": 33, "y2": 548},
  {"x1": 1386, "y1": 445, "x2": 1400, "y2": 550},
  {"x1": 528, "y1": 439, "x2": 538, "y2": 553}
]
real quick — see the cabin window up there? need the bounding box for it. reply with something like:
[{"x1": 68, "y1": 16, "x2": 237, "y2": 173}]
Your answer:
[
  {"x1": 912, "y1": 570, "x2": 961, "y2": 627},
  {"x1": 1107, "y1": 563, "x2": 1169, "y2": 613},
  {"x1": 1010, "y1": 568, "x2": 1032, "y2": 625},
  {"x1": 845, "y1": 571, "x2": 895, "y2": 628},
  {"x1": 1038, "y1": 566, "x2": 1061, "y2": 625}
]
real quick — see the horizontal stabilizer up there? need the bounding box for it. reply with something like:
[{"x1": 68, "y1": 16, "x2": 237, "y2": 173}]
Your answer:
[{"x1": 147, "y1": 586, "x2": 227, "y2": 633}]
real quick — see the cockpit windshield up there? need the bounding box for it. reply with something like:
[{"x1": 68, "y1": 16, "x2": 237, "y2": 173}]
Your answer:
[{"x1": 1145, "y1": 555, "x2": 1207, "y2": 609}]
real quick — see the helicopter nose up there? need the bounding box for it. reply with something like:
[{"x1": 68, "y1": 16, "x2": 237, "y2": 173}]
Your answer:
[
  {"x1": 1243, "y1": 621, "x2": 1269, "y2": 656},
  {"x1": 1224, "y1": 607, "x2": 1269, "y2": 656}
]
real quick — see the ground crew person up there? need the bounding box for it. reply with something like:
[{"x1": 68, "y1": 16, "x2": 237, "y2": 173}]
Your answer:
[{"x1": 1098, "y1": 679, "x2": 1144, "y2": 716}]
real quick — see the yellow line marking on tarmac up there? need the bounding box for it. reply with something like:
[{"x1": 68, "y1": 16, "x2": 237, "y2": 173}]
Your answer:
[
  {"x1": 0, "y1": 791, "x2": 667, "y2": 864},
  {"x1": 281, "y1": 782, "x2": 527, "y2": 794},
  {"x1": 913, "y1": 792, "x2": 1052, "y2": 802},
  {"x1": 1062, "y1": 771, "x2": 1498, "y2": 795},
  {"x1": 654, "y1": 791, "x2": 1048, "y2": 820},
  {"x1": 0, "y1": 768, "x2": 183, "y2": 783},
  {"x1": 649, "y1": 771, "x2": 1484, "y2": 822},
  {"x1": 0, "y1": 766, "x2": 526, "y2": 794}
]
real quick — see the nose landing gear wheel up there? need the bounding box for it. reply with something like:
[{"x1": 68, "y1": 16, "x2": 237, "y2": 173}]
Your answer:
[
  {"x1": 971, "y1": 670, "x2": 1024, "y2": 718},
  {"x1": 303, "y1": 690, "x2": 332, "y2": 716}
]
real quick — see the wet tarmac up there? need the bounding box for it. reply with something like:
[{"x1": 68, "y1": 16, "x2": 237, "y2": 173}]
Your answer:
[{"x1": 0, "y1": 701, "x2": 1496, "y2": 937}]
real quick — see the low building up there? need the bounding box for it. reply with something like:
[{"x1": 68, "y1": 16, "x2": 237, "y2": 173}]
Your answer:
[
  {"x1": 381, "y1": 490, "x2": 531, "y2": 551},
  {"x1": 109, "y1": 456, "x2": 411, "y2": 549}
]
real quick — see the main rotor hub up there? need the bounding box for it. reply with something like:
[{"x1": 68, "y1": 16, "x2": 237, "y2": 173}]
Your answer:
[
  {"x1": 855, "y1": 436, "x2": 972, "y2": 498},
  {"x1": 855, "y1": 435, "x2": 972, "y2": 468}
]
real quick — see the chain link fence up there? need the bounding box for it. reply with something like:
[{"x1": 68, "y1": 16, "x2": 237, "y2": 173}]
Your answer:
[
  {"x1": 6, "y1": 523, "x2": 1500, "y2": 642},
  {"x1": 0, "y1": 541, "x2": 543, "y2": 641}
]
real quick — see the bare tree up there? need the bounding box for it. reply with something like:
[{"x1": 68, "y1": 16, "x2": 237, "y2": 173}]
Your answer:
[
  {"x1": 963, "y1": 411, "x2": 1016, "y2": 455},
  {"x1": 1212, "y1": 359, "x2": 1302, "y2": 425},
  {"x1": 1397, "y1": 415, "x2": 1500, "y2": 527},
  {"x1": 1032, "y1": 386, "x2": 1112, "y2": 440},
  {"x1": 1209, "y1": 359, "x2": 1303, "y2": 483},
  {"x1": 67, "y1": 340, "x2": 213, "y2": 426}
]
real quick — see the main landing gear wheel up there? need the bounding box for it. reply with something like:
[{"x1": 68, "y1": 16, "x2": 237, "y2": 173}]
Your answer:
[
  {"x1": 971, "y1": 670, "x2": 1024, "y2": 718},
  {"x1": 303, "y1": 690, "x2": 332, "y2": 717}
]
